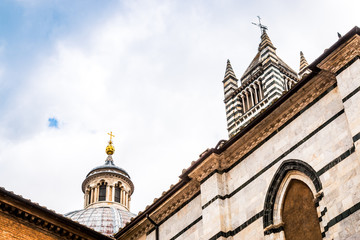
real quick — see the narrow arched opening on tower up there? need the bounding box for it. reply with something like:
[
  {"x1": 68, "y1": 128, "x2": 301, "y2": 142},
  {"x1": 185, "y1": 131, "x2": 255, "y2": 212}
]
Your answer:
[{"x1": 282, "y1": 179, "x2": 322, "y2": 240}]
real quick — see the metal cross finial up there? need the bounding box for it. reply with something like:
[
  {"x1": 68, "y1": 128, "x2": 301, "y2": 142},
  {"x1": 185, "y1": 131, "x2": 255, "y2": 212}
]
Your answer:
[
  {"x1": 252, "y1": 16, "x2": 268, "y2": 35},
  {"x1": 108, "y1": 131, "x2": 115, "y2": 142}
]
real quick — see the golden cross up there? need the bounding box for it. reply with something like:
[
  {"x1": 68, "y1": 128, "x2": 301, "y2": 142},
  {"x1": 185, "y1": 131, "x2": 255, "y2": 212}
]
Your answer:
[{"x1": 108, "y1": 131, "x2": 115, "y2": 142}]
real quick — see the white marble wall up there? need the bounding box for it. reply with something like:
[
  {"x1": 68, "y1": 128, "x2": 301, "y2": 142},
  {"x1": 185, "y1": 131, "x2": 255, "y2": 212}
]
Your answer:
[{"x1": 142, "y1": 61, "x2": 360, "y2": 240}]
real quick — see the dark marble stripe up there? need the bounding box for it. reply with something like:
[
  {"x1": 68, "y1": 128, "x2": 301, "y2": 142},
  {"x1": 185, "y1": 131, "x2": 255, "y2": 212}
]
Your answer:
[
  {"x1": 319, "y1": 207, "x2": 327, "y2": 223},
  {"x1": 201, "y1": 83, "x2": 338, "y2": 186},
  {"x1": 322, "y1": 201, "x2": 360, "y2": 237},
  {"x1": 353, "y1": 132, "x2": 360, "y2": 143},
  {"x1": 147, "y1": 191, "x2": 201, "y2": 235},
  {"x1": 208, "y1": 211, "x2": 264, "y2": 240},
  {"x1": 317, "y1": 145, "x2": 355, "y2": 176},
  {"x1": 202, "y1": 109, "x2": 344, "y2": 210},
  {"x1": 169, "y1": 216, "x2": 202, "y2": 240},
  {"x1": 342, "y1": 85, "x2": 360, "y2": 103}
]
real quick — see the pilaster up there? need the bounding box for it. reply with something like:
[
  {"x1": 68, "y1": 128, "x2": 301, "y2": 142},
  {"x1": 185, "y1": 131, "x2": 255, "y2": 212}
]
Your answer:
[
  {"x1": 200, "y1": 172, "x2": 231, "y2": 239},
  {"x1": 336, "y1": 59, "x2": 360, "y2": 157}
]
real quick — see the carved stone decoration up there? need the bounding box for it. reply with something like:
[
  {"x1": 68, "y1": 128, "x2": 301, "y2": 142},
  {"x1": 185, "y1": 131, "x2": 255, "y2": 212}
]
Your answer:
[{"x1": 317, "y1": 35, "x2": 360, "y2": 74}]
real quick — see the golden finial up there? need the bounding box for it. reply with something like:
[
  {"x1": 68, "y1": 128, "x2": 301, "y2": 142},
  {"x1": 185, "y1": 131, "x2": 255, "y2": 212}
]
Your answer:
[{"x1": 106, "y1": 131, "x2": 115, "y2": 155}]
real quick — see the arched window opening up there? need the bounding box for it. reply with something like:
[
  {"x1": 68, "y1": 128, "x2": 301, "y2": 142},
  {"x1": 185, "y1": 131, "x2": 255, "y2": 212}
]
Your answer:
[
  {"x1": 115, "y1": 185, "x2": 121, "y2": 203},
  {"x1": 287, "y1": 79, "x2": 292, "y2": 90},
  {"x1": 88, "y1": 188, "x2": 92, "y2": 205},
  {"x1": 263, "y1": 160, "x2": 323, "y2": 236},
  {"x1": 282, "y1": 179, "x2": 322, "y2": 240},
  {"x1": 99, "y1": 182, "x2": 106, "y2": 201}
]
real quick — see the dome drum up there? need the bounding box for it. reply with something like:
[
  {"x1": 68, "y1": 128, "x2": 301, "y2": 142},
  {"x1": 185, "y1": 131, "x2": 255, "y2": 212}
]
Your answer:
[
  {"x1": 83, "y1": 175, "x2": 133, "y2": 210},
  {"x1": 82, "y1": 171, "x2": 134, "y2": 195}
]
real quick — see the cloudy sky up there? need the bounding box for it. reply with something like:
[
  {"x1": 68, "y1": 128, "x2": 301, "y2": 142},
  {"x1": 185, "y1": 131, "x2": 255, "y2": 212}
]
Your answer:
[{"x1": 0, "y1": 0, "x2": 359, "y2": 216}]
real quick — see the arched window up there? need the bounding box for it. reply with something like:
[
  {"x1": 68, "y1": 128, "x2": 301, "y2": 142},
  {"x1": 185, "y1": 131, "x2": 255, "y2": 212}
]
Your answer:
[
  {"x1": 115, "y1": 185, "x2": 121, "y2": 203},
  {"x1": 88, "y1": 188, "x2": 92, "y2": 205},
  {"x1": 282, "y1": 179, "x2": 322, "y2": 240},
  {"x1": 99, "y1": 182, "x2": 106, "y2": 201},
  {"x1": 263, "y1": 160, "x2": 323, "y2": 238}
]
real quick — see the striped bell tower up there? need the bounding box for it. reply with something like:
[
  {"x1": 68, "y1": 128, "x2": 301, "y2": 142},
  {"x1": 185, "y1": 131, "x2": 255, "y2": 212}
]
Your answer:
[{"x1": 223, "y1": 29, "x2": 299, "y2": 137}]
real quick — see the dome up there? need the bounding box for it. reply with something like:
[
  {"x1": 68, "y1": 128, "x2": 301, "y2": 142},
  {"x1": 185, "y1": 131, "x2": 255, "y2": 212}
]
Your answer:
[
  {"x1": 65, "y1": 206, "x2": 136, "y2": 236},
  {"x1": 67, "y1": 133, "x2": 136, "y2": 236}
]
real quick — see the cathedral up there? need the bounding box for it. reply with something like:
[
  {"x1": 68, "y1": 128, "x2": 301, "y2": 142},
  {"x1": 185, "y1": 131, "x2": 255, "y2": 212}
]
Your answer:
[{"x1": 1, "y1": 26, "x2": 360, "y2": 240}]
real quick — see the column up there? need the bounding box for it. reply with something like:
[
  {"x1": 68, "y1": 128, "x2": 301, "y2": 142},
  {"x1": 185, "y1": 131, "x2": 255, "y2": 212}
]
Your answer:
[
  {"x1": 105, "y1": 185, "x2": 109, "y2": 201},
  {"x1": 249, "y1": 88, "x2": 255, "y2": 107},
  {"x1": 84, "y1": 191, "x2": 88, "y2": 207},
  {"x1": 121, "y1": 188, "x2": 124, "y2": 204},
  {"x1": 90, "y1": 188, "x2": 93, "y2": 204},
  {"x1": 241, "y1": 94, "x2": 246, "y2": 113},
  {"x1": 253, "y1": 85, "x2": 259, "y2": 104},
  {"x1": 125, "y1": 192, "x2": 129, "y2": 208},
  {"x1": 109, "y1": 186, "x2": 113, "y2": 202},
  {"x1": 245, "y1": 91, "x2": 250, "y2": 111},
  {"x1": 95, "y1": 186, "x2": 99, "y2": 202},
  {"x1": 257, "y1": 81, "x2": 264, "y2": 99}
]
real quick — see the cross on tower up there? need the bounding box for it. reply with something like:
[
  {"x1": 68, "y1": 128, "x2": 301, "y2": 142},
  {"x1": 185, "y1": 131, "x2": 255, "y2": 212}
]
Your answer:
[
  {"x1": 252, "y1": 16, "x2": 268, "y2": 35},
  {"x1": 108, "y1": 131, "x2": 115, "y2": 142}
]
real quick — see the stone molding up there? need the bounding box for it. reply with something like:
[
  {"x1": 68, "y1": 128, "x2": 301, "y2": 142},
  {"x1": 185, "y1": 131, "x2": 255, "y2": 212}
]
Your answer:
[
  {"x1": 0, "y1": 189, "x2": 112, "y2": 240},
  {"x1": 317, "y1": 35, "x2": 360, "y2": 74}
]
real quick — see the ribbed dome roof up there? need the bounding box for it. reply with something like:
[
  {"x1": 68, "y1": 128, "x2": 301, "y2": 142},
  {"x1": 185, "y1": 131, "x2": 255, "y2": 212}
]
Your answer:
[{"x1": 65, "y1": 206, "x2": 136, "y2": 236}]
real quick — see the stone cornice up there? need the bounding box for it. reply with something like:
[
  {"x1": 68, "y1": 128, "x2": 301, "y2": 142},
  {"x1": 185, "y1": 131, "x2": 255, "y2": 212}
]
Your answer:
[
  {"x1": 309, "y1": 26, "x2": 360, "y2": 71},
  {"x1": 187, "y1": 152, "x2": 220, "y2": 182},
  {"x1": 317, "y1": 34, "x2": 360, "y2": 74},
  {"x1": 0, "y1": 188, "x2": 113, "y2": 240}
]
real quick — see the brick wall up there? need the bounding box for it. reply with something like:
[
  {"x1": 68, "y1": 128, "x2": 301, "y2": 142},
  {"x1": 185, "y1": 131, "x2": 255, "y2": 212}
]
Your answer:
[{"x1": 0, "y1": 211, "x2": 61, "y2": 240}]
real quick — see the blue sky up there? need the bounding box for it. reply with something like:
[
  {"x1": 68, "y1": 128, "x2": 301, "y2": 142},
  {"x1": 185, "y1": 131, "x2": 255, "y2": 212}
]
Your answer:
[
  {"x1": 0, "y1": 1, "x2": 120, "y2": 108},
  {"x1": 0, "y1": 0, "x2": 359, "y2": 215}
]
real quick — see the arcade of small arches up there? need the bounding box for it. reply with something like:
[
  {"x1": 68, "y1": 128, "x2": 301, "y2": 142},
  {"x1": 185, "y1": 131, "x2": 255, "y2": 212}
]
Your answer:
[
  {"x1": 235, "y1": 80, "x2": 264, "y2": 114},
  {"x1": 85, "y1": 180, "x2": 131, "y2": 209},
  {"x1": 238, "y1": 80, "x2": 264, "y2": 114},
  {"x1": 230, "y1": 76, "x2": 297, "y2": 119}
]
